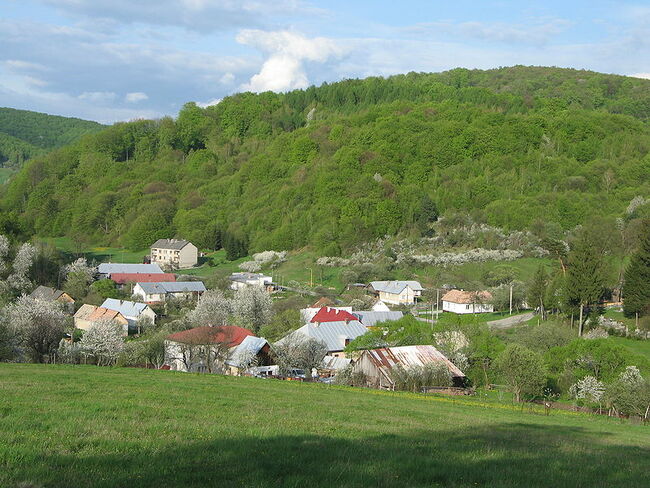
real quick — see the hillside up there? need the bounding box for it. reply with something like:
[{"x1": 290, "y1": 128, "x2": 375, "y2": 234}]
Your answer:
[
  {"x1": 1, "y1": 364, "x2": 648, "y2": 488},
  {"x1": 1, "y1": 66, "x2": 650, "y2": 253},
  {"x1": 0, "y1": 107, "x2": 104, "y2": 169}
]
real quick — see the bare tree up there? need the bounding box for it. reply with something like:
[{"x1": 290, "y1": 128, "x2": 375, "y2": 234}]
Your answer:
[{"x1": 272, "y1": 336, "x2": 327, "y2": 378}]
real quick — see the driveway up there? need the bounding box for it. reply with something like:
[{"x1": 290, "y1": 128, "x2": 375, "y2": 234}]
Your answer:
[{"x1": 487, "y1": 312, "x2": 535, "y2": 329}]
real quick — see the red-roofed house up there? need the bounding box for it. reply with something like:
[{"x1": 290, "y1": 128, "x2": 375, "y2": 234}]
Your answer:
[
  {"x1": 310, "y1": 307, "x2": 358, "y2": 324},
  {"x1": 164, "y1": 326, "x2": 257, "y2": 373},
  {"x1": 110, "y1": 273, "x2": 176, "y2": 287}
]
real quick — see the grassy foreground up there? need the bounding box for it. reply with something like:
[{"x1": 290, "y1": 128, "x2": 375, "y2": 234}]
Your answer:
[{"x1": 0, "y1": 365, "x2": 648, "y2": 487}]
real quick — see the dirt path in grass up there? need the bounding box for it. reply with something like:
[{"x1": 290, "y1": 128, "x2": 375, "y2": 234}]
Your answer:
[{"x1": 488, "y1": 312, "x2": 535, "y2": 329}]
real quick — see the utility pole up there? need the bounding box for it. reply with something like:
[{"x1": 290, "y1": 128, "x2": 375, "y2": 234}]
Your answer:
[{"x1": 509, "y1": 284, "x2": 513, "y2": 315}]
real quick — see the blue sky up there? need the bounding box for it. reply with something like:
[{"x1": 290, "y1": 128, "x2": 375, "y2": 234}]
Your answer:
[{"x1": 1, "y1": 0, "x2": 649, "y2": 123}]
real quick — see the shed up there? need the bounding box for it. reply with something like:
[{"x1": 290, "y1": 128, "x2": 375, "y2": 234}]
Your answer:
[{"x1": 352, "y1": 345, "x2": 466, "y2": 389}]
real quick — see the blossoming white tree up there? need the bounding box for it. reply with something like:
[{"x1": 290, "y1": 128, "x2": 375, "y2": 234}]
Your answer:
[
  {"x1": 4, "y1": 295, "x2": 67, "y2": 362},
  {"x1": 569, "y1": 375, "x2": 605, "y2": 404},
  {"x1": 232, "y1": 286, "x2": 273, "y2": 334},
  {"x1": 79, "y1": 319, "x2": 125, "y2": 366},
  {"x1": 186, "y1": 289, "x2": 232, "y2": 327}
]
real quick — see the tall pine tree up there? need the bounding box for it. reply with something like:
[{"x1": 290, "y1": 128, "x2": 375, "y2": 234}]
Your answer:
[
  {"x1": 565, "y1": 227, "x2": 608, "y2": 336},
  {"x1": 623, "y1": 219, "x2": 650, "y2": 319}
]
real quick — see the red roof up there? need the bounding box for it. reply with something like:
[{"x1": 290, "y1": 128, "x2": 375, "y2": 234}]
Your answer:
[
  {"x1": 110, "y1": 273, "x2": 176, "y2": 285},
  {"x1": 166, "y1": 326, "x2": 254, "y2": 346},
  {"x1": 310, "y1": 307, "x2": 358, "y2": 323}
]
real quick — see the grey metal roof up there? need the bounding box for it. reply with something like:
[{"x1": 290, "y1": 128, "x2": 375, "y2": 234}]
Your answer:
[
  {"x1": 98, "y1": 263, "x2": 163, "y2": 275},
  {"x1": 369, "y1": 280, "x2": 423, "y2": 294},
  {"x1": 226, "y1": 336, "x2": 269, "y2": 367},
  {"x1": 151, "y1": 238, "x2": 192, "y2": 250},
  {"x1": 29, "y1": 285, "x2": 66, "y2": 301},
  {"x1": 101, "y1": 298, "x2": 153, "y2": 320},
  {"x1": 137, "y1": 281, "x2": 206, "y2": 294},
  {"x1": 279, "y1": 320, "x2": 368, "y2": 352},
  {"x1": 321, "y1": 355, "x2": 352, "y2": 370},
  {"x1": 354, "y1": 311, "x2": 404, "y2": 327}
]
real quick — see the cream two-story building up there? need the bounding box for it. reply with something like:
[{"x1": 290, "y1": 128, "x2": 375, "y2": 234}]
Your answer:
[{"x1": 150, "y1": 239, "x2": 198, "y2": 269}]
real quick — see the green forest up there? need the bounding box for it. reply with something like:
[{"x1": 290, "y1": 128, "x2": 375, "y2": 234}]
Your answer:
[
  {"x1": 0, "y1": 107, "x2": 104, "y2": 168},
  {"x1": 1, "y1": 66, "x2": 649, "y2": 254}
]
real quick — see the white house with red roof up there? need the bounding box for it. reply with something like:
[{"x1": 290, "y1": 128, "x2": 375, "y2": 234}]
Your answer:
[{"x1": 164, "y1": 326, "x2": 270, "y2": 373}]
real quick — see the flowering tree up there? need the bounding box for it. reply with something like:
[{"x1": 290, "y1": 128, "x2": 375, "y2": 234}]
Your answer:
[
  {"x1": 568, "y1": 375, "x2": 605, "y2": 404},
  {"x1": 0, "y1": 234, "x2": 9, "y2": 274},
  {"x1": 232, "y1": 286, "x2": 273, "y2": 334},
  {"x1": 272, "y1": 336, "x2": 327, "y2": 377},
  {"x1": 4, "y1": 295, "x2": 67, "y2": 362},
  {"x1": 79, "y1": 319, "x2": 125, "y2": 366},
  {"x1": 186, "y1": 289, "x2": 232, "y2": 327},
  {"x1": 604, "y1": 366, "x2": 650, "y2": 418},
  {"x1": 4, "y1": 243, "x2": 38, "y2": 295}
]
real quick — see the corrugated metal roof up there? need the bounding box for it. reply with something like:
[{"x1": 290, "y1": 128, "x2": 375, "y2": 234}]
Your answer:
[
  {"x1": 354, "y1": 311, "x2": 404, "y2": 327},
  {"x1": 29, "y1": 285, "x2": 66, "y2": 301},
  {"x1": 321, "y1": 355, "x2": 352, "y2": 370},
  {"x1": 101, "y1": 298, "x2": 153, "y2": 319},
  {"x1": 137, "y1": 281, "x2": 206, "y2": 294},
  {"x1": 279, "y1": 320, "x2": 368, "y2": 352},
  {"x1": 151, "y1": 238, "x2": 192, "y2": 250},
  {"x1": 370, "y1": 281, "x2": 423, "y2": 294},
  {"x1": 98, "y1": 263, "x2": 163, "y2": 275},
  {"x1": 226, "y1": 336, "x2": 269, "y2": 367},
  {"x1": 363, "y1": 345, "x2": 465, "y2": 378}
]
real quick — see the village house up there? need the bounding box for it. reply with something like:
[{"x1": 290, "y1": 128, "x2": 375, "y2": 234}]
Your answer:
[
  {"x1": 100, "y1": 298, "x2": 157, "y2": 330},
  {"x1": 371, "y1": 300, "x2": 391, "y2": 312},
  {"x1": 109, "y1": 272, "x2": 176, "y2": 290},
  {"x1": 29, "y1": 285, "x2": 75, "y2": 312},
  {"x1": 310, "y1": 307, "x2": 358, "y2": 324},
  {"x1": 73, "y1": 304, "x2": 129, "y2": 335},
  {"x1": 369, "y1": 281, "x2": 423, "y2": 305},
  {"x1": 229, "y1": 272, "x2": 273, "y2": 291},
  {"x1": 277, "y1": 320, "x2": 368, "y2": 357},
  {"x1": 164, "y1": 326, "x2": 267, "y2": 373},
  {"x1": 97, "y1": 262, "x2": 163, "y2": 278},
  {"x1": 352, "y1": 345, "x2": 467, "y2": 389},
  {"x1": 441, "y1": 289, "x2": 494, "y2": 314},
  {"x1": 150, "y1": 239, "x2": 198, "y2": 269},
  {"x1": 132, "y1": 281, "x2": 206, "y2": 303},
  {"x1": 225, "y1": 336, "x2": 272, "y2": 376}
]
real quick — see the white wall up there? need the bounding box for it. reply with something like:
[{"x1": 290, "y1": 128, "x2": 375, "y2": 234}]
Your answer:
[{"x1": 442, "y1": 301, "x2": 493, "y2": 314}]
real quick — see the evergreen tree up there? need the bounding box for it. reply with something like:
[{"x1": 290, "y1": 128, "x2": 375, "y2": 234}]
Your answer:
[
  {"x1": 527, "y1": 265, "x2": 548, "y2": 319},
  {"x1": 565, "y1": 228, "x2": 608, "y2": 336},
  {"x1": 623, "y1": 219, "x2": 650, "y2": 320}
]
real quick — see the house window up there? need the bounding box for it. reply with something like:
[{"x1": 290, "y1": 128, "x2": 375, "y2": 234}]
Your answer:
[{"x1": 466, "y1": 304, "x2": 470, "y2": 310}]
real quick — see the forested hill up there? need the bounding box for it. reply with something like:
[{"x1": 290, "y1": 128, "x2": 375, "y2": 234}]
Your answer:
[
  {"x1": 1, "y1": 66, "x2": 650, "y2": 253},
  {"x1": 0, "y1": 108, "x2": 104, "y2": 168}
]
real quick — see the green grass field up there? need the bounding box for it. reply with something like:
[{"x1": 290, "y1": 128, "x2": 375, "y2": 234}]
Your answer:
[
  {"x1": 0, "y1": 364, "x2": 648, "y2": 488},
  {"x1": 0, "y1": 167, "x2": 14, "y2": 184}
]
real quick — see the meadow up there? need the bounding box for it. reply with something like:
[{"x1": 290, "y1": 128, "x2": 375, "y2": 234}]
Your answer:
[{"x1": 0, "y1": 364, "x2": 648, "y2": 488}]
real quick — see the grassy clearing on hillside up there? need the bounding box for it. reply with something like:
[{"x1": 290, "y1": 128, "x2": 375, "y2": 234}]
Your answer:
[
  {"x1": 607, "y1": 336, "x2": 650, "y2": 361},
  {"x1": 0, "y1": 364, "x2": 648, "y2": 488},
  {"x1": 0, "y1": 167, "x2": 13, "y2": 184},
  {"x1": 39, "y1": 237, "x2": 148, "y2": 264}
]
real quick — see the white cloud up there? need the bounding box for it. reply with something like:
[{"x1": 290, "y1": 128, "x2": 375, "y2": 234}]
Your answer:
[
  {"x1": 78, "y1": 91, "x2": 116, "y2": 103},
  {"x1": 196, "y1": 98, "x2": 222, "y2": 108},
  {"x1": 220, "y1": 72, "x2": 235, "y2": 84},
  {"x1": 125, "y1": 91, "x2": 148, "y2": 103},
  {"x1": 630, "y1": 73, "x2": 650, "y2": 79},
  {"x1": 236, "y1": 29, "x2": 345, "y2": 92}
]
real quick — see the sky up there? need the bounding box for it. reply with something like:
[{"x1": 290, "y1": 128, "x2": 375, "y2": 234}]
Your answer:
[{"x1": 1, "y1": 0, "x2": 649, "y2": 123}]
